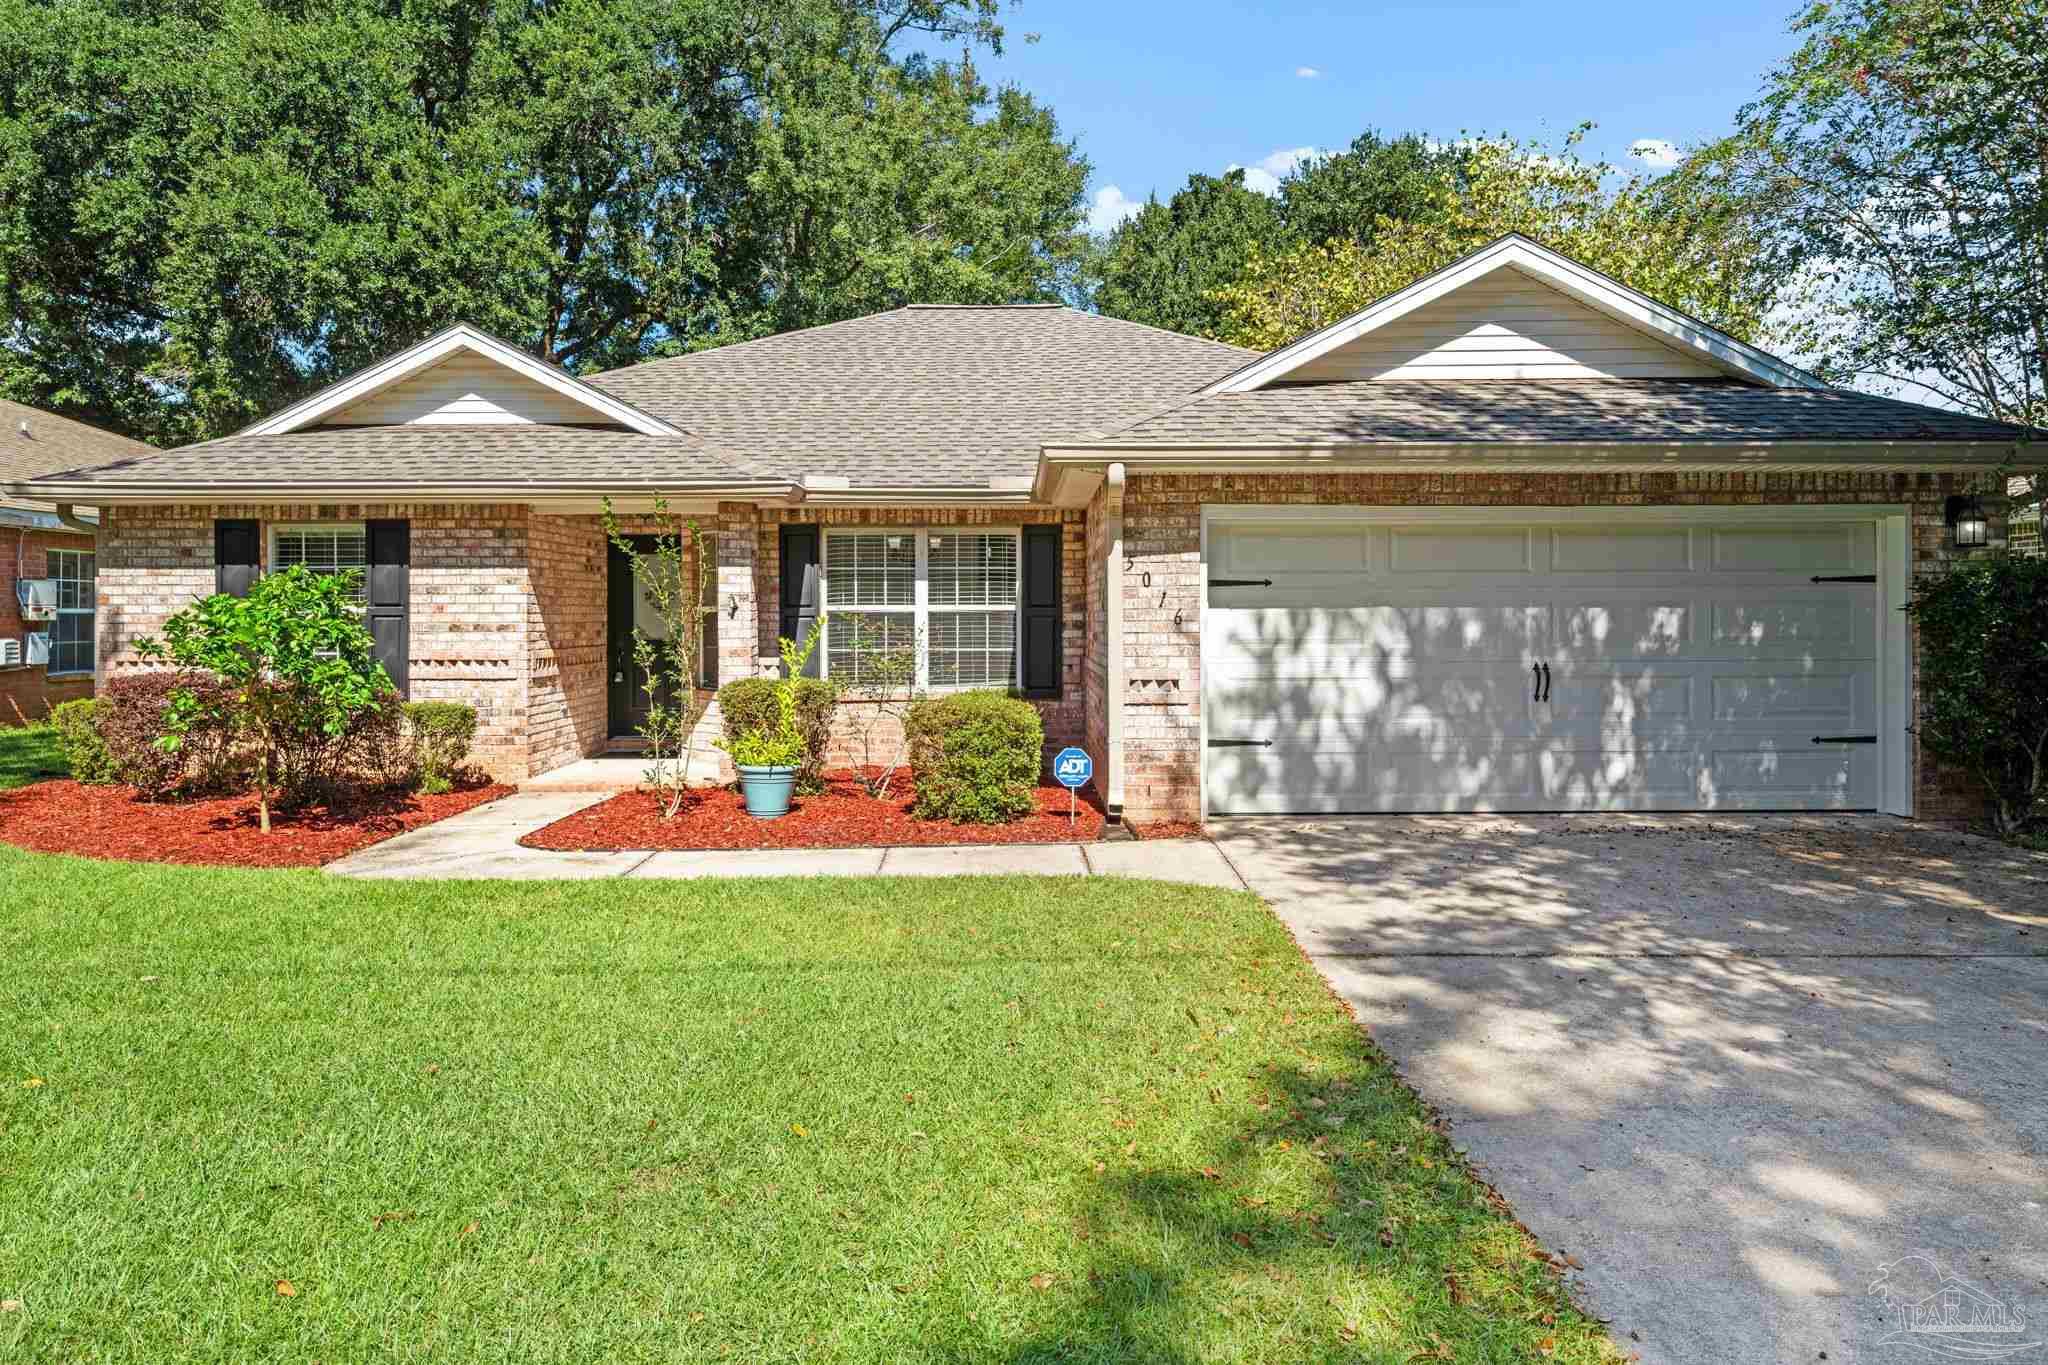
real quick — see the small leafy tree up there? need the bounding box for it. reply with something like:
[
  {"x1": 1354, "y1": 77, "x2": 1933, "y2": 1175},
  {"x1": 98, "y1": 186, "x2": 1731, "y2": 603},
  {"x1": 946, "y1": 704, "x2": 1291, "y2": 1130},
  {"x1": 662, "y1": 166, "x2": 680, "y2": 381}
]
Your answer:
[
  {"x1": 602, "y1": 498, "x2": 714, "y2": 819},
  {"x1": 1908, "y1": 554, "x2": 2048, "y2": 837},
  {"x1": 135, "y1": 565, "x2": 391, "y2": 834},
  {"x1": 834, "y1": 614, "x2": 923, "y2": 798}
]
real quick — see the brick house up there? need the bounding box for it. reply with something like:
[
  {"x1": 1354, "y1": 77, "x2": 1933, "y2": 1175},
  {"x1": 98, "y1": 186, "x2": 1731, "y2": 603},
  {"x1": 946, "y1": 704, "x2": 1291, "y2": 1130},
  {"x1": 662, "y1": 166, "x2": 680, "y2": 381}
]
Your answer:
[
  {"x1": 12, "y1": 236, "x2": 2041, "y2": 823},
  {"x1": 0, "y1": 400, "x2": 153, "y2": 722}
]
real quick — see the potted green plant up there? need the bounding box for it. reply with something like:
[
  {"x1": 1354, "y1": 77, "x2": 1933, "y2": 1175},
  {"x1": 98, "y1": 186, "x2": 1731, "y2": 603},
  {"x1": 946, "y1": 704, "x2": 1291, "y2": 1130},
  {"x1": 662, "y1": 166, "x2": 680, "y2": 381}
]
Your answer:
[{"x1": 717, "y1": 618, "x2": 826, "y2": 819}]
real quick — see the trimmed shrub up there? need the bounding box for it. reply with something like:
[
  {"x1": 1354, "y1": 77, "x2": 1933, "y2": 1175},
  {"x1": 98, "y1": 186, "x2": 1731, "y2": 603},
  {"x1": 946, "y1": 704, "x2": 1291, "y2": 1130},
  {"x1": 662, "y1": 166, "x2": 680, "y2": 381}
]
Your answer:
[
  {"x1": 99, "y1": 672, "x2": 239, "y2": 799},
  {"x1": 51, "y1": 698, "x2": 115, "y2": 784},
  {"x1": 1908, "y1": 552, "x2": 2048, "y2": 836},
  {"x1": 904, "y1": 690, "x2": 1043, "y2": 824},
  {"x1": 405, "y1": 701, "x2": 477, "y2": 793},
  {"x1": 718, "y1": 675, "x2": 835, "y2": 792}
]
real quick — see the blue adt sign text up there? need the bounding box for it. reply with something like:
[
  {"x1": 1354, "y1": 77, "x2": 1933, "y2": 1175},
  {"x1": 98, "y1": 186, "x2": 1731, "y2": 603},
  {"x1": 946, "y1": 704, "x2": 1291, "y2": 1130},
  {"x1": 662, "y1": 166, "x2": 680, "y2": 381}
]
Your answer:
[{"x1": 1052, "y1": 747, "x2": 1093, "y2": 790}]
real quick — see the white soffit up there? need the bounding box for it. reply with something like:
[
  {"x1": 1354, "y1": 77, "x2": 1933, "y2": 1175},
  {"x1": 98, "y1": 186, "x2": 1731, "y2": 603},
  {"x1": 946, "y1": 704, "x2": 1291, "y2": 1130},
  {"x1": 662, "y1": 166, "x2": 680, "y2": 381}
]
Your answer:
[
  {"x1": 1204, "y1": 234, "x2": 1823, "y2": 395},
  {"x1": 240, "y1": 324, "x2": 685, "y2": 438}
]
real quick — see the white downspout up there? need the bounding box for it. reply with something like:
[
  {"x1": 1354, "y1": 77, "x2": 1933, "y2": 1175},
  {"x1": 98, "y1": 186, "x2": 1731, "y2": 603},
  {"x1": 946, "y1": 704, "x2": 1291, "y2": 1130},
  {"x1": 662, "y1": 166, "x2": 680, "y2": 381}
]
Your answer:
[{"x1": 1104, "y1": 462, "x2": 1125, "y2": 820}]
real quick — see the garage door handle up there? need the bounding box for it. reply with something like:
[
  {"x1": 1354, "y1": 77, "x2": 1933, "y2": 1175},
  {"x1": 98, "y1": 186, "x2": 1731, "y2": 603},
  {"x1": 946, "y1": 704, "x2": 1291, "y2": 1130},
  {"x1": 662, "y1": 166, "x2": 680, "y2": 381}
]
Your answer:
[
  {"x1": 1533, "y1": 663, "x2": 1542, "y2": 701},
  {"x1": 1811, "y1": 735, "x2": 1878, "y2": 744},
  {"x1": 1208, "y1": 739, "x2": 1273, "y2": 748},
  {"x1": 1209, "y1": 578, "x2": 1273, "y2": 588}
]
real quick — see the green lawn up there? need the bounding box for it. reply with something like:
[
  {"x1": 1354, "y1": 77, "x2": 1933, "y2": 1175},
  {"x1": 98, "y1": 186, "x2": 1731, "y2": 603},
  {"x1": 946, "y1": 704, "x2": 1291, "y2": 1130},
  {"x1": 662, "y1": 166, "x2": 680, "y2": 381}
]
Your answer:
[
  {"x1": 0, "y1": 722, "x2": 1616, "y2": 1362},
  {"x1": 0, "y1": 724, "x2": 67, "y2": 790}
]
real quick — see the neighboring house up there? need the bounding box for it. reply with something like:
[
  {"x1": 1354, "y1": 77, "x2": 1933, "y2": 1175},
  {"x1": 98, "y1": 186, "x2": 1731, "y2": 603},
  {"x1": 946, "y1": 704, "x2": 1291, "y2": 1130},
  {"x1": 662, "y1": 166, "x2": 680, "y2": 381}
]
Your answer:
[
  {"x1": 10, "y1": 235, "x2": 2041, "y2": 824},
  {"x1": 0, "y1": 400, "x2": 145, "y2": 721}
]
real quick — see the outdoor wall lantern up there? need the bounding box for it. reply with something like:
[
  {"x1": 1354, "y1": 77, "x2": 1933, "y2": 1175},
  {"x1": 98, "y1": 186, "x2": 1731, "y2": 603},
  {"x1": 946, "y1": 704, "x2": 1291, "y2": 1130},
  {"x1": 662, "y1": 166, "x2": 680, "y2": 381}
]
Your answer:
[{"x1": 1945, "y1": 494, "x2": 1989, "y2": 548}]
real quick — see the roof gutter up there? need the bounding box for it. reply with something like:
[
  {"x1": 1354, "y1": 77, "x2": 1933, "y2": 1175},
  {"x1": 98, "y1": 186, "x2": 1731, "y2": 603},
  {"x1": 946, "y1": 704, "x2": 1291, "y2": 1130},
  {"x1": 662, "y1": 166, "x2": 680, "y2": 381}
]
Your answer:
[
  {"x1": 53, "y1": 504, "x2": 96, "y2": 534},
  {"x1": 7, "y1": 478, "x2": 809, "y2": 506},
  {"x1": 1033, "y1": 438, "x2": 2035, "y2": 504}
]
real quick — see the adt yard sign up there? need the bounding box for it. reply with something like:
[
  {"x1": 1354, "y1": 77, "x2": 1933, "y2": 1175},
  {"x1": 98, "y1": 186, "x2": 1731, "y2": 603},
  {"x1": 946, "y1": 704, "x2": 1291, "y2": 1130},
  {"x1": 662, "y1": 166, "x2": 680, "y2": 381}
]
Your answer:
[{"x1": 1052, "y1": 747, "x2": 1092, "y2": 829}]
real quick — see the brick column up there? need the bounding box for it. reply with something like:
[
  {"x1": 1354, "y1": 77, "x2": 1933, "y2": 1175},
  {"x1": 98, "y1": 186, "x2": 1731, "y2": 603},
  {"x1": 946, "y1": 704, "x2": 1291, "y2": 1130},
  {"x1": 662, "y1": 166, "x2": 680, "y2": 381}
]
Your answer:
[{"x1": 711, "y1": 503, "x2": 761, "y2": 687}]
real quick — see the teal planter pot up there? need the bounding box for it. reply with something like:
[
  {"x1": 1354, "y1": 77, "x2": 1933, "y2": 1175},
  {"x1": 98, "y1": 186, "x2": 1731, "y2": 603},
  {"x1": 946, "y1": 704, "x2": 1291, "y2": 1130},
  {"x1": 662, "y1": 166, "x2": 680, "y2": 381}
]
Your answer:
[{"x1": 735, "y1": 764, "x2": 799, "y2": 818}]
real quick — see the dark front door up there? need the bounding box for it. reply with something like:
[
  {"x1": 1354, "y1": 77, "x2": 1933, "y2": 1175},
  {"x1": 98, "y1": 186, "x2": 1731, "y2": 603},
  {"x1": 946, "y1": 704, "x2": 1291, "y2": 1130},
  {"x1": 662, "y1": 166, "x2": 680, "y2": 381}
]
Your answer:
[{"x1": 608, "y1": 536, "x2": 679, "y2": 737}]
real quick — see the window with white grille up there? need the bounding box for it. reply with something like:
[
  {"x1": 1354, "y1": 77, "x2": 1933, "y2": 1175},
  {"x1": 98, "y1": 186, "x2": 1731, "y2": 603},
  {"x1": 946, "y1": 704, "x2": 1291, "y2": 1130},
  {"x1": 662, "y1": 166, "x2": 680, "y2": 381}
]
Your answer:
[
  {"x1": 821, "y1": 529, "x2": 1019, "y2": 688},
  {"x1": 272, "y1": 525, "x2": 368, "y2": 597},
  {"x1": 47, "y1": 549, "x2": 94, "y2": 676}
]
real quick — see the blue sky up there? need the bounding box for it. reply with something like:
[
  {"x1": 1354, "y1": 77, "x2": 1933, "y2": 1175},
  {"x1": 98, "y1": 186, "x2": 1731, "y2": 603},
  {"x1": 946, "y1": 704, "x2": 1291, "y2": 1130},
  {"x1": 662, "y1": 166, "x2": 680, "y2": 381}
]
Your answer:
[{"x1": 972, "y1": 0, "x2": 1810, "y2": 231}]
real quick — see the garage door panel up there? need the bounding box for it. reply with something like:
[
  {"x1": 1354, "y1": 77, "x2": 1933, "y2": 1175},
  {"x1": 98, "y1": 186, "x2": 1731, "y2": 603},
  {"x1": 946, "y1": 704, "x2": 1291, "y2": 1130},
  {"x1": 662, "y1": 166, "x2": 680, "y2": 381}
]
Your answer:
[
  {"x1": 1212, "y1": 524, "x2": 1370, "y2": 577},
  {"x1": 1389, "y1": 526, "x2": 1532, "y2": 574},
  {"x1": 1550, "y1": 526, "x2": 1693, "y2": 573},
  {"x1": 1538, "y1": 748, "x2": 1702, "y2": 806},
  {"x1": 1544, "y1": 669, "x2": 1695, "y2": 727},
  {"x1": 1706, "y1": 747, "x2": 1863, "y2": 804},
  {"x1": 1206, "y1": 743, "x2": 1545, "y2": 814},
  {"x1": 1708, "y1": 598, "x2": 1874, "y2": 657},
  {"x1": 1554, "y1": 600, "x2": 1695, "y2": 658},
  {"x1": 1709, "y1": 523, "x2": 1869, "y2": 574},
  {"x1": 1709, "y1": 671, "x2": 1865, "y2": 725},
  {"x1": 1207, "y1": 667, "x2": 1539, "y2": 743},
  {"x1": 1207, "y1": 605, "x2": 1549, "y2": 661}
]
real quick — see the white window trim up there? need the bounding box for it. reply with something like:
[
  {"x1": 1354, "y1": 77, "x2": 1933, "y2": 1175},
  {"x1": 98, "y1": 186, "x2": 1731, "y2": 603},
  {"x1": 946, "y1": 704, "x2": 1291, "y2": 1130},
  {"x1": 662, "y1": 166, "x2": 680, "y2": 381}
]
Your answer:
[
  {"x1": 820, "y1": 526, "x2": 1022, "y2": 691},
  {"x1": 268, "y1": 521, "x2": 368, "y2": 572},
  {"x1": 46, "y1": 548, "x2": 95, "y2": 678}
]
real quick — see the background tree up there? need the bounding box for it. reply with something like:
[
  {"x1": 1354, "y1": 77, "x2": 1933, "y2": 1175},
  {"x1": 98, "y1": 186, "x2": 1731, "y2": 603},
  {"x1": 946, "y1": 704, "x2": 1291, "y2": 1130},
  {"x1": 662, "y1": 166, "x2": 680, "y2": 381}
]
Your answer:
[
  {"x1": 0, "y1": 0, "x2": 1086, "y2": 444},
  {"x1": 1274, "y1": 130, "x2": 1471, "y2": 247},
  {"x1": 1092, "y1": 131, "x2": 1468, "y2": 339},
  {"x1": 1675, "y1": 0, "x2": 2048, "y2": 511},
  {"x1": 1093, "y1": 171, "x2": 1285, "y2": 337},
  {"x1": 1213, "y1": 131, "x2": 1777, "y2": 350}
]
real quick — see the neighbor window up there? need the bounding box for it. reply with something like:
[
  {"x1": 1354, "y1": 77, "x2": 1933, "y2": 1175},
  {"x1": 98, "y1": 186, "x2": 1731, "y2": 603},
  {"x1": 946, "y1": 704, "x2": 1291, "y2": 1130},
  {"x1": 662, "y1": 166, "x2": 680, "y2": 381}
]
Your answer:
[
  {"x1": 271, "y1": 524, "x2": 368, "y2": 597},
  {"x1": 821, "y1": 529, "x2": 1018, "y2": 688},
  {"x1": 47, "y1": 548, "x2": 94, "y2": 676}
]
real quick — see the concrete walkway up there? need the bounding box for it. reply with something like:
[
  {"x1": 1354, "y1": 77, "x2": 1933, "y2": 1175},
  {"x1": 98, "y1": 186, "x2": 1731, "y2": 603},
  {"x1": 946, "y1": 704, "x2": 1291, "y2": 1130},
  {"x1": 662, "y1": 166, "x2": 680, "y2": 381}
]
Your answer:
[{"x1": 326, "y1": 789, "x2": 1248, "y2": 886}]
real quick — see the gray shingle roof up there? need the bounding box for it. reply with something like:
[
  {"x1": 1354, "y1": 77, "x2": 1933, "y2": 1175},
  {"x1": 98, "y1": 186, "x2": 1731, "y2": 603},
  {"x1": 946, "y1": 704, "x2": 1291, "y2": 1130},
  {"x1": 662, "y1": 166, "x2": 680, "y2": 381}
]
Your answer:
[
  {"x1": 24, "y1": 427, "x2": 784, "y2": 495},
  {"x1": 588, "y1": 305, "x2": 1258, "y2": 487},
  {"x1": 1099, "y1": 379, "x2": 2044, "y2": 446},
  {"x1": 1, "y1": 398, "x2": 153, "y2": 515}
]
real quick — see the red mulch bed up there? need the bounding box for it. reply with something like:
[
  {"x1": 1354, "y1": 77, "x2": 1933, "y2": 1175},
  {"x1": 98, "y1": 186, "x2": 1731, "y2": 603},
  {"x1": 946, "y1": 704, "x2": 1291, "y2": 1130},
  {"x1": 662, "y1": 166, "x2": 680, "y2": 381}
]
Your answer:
[
  {"x1": 522, "y1": 769, "x2": 1106, "y2": 851},
  {"x1": 0, "y1": 779, "x2": 515, "y2": 868}
]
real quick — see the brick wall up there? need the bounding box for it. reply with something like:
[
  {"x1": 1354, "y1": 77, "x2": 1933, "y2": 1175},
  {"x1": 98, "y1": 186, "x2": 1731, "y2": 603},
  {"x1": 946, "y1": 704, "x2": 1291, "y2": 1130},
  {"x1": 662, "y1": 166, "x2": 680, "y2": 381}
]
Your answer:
[
  {"x1": 1115, "y1": 470, "x2": 2003, "y2": 826},
  {"x1": 0, "y1": 524, "x2": 96, "y2": 723},
  {"x1": 99, "y1": 503, "x2": 535, "y2": 781},
  {"x1": 527, "y1": 515, "x2": 609, "y2": 774},
  {"x1": 744, "y1": 507, "x2": 1090, "y2": 772}
]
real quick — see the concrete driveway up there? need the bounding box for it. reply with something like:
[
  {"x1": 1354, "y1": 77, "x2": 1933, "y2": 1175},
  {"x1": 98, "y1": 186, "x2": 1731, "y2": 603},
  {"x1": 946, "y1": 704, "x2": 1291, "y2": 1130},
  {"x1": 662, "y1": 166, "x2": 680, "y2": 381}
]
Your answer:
[{"x1": 1214, "y1": 815, "x2": 2048, "y2": 1365}]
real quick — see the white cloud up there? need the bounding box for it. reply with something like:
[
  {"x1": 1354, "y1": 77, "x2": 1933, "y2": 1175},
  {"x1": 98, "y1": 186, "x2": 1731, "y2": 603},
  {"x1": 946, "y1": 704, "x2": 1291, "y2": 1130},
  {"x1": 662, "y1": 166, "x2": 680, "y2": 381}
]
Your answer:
[
  {"x1": 1085, "y1": 184, "x2": 1143, "y2": 234},
  {"x1": 1629, "y1": 138, "x2": 1682, "y2": 170},
  {"x1": 1295, "y1": 66, "x2": 1321, "y2": 79},
  {"x1": 1226, "y1": 145, "x2": 1321, "y2": 196}
]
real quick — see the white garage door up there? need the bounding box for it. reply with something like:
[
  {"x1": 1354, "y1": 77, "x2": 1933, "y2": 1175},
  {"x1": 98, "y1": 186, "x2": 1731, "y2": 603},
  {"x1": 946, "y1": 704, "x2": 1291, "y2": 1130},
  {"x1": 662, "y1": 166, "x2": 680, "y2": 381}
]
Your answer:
[{"x1": 1203, "y1": 516, "x2": 1882, "y2": 814}]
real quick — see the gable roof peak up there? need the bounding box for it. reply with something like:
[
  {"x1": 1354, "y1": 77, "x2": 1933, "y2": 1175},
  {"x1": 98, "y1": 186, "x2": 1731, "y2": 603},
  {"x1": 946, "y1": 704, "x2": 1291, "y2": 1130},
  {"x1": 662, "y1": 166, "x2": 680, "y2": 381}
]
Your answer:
[
  {"x1": 240, "y1": 322, "x2": 686, "y2": 438},
  {"x1": 1204, "y1": 233, "x2": 1822, "y2": 395}
]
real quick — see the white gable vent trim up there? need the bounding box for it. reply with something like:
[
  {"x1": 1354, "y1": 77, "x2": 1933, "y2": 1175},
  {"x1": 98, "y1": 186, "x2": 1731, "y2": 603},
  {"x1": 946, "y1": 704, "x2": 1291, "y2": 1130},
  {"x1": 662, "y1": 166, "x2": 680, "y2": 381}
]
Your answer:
[
  {"x1": 240, "y1": 325, "x2": 685, "y2": 439},
  {"x1": 1203, "y1": 234, "x2": 1823, "y2": 396}
]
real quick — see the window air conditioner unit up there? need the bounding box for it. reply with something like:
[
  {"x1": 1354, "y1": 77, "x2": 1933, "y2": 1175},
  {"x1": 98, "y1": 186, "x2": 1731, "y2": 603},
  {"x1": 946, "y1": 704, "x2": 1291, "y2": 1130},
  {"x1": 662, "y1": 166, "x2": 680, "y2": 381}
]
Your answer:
[
  {"x1": 0, "y1": 638, "x2": 19, "y2": 668},
  {"x1": 16, "y1": 578, "x2": 57, "y2": 622},
  {"x1": 24, "y1": 633, "x2": 50, "y2": 666}
]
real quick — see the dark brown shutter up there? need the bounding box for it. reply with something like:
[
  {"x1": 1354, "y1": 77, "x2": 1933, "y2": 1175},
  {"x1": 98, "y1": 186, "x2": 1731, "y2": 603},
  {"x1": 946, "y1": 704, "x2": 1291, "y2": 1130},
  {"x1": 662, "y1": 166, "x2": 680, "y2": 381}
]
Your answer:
[
  {"x1": 1020, "y1": 524, "x2": 1062, "y2": 698},
  {"x1": 214, "y1": 519, "x2": 260, "y2": 598},
  {"x1": 365, "y1": 519, "x2": 410, "y2": 697},
  {"x1": 778, "y1": 525, "x2": 821, "y2": 678}
]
